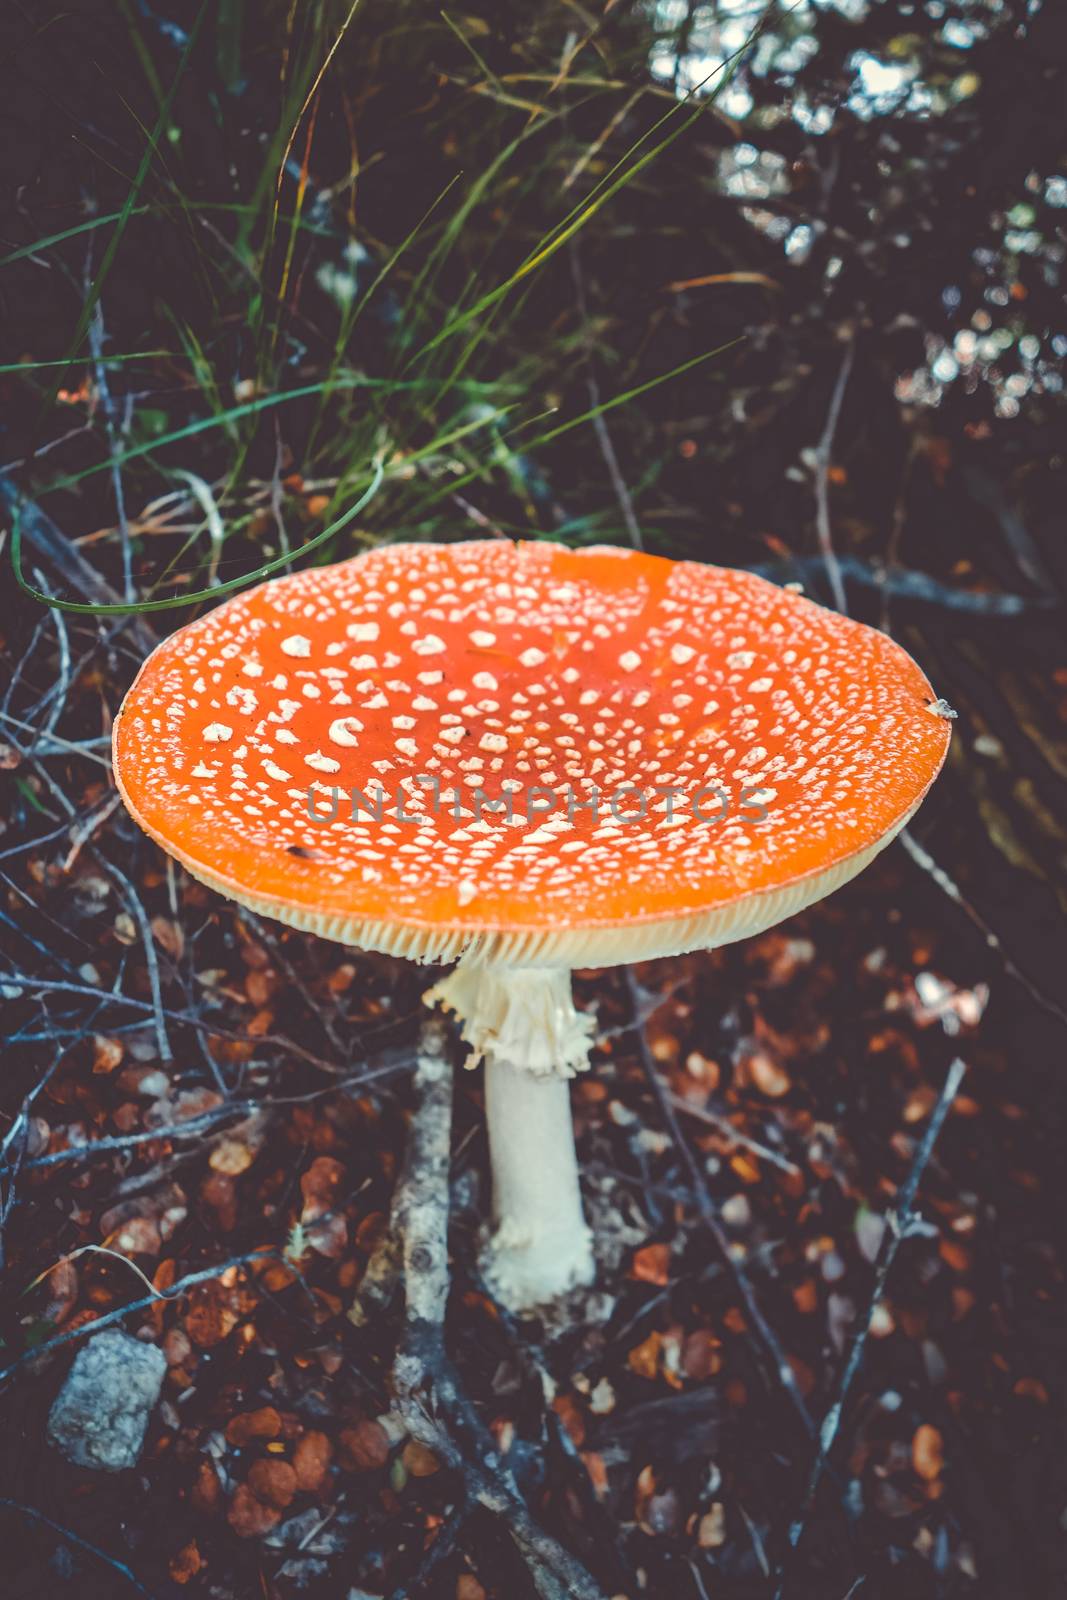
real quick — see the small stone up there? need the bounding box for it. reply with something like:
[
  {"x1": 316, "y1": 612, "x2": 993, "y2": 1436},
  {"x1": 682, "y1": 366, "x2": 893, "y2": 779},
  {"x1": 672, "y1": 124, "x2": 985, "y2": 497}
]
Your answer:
[{"x1": 47, "y1": 1330, "x2": 166, "y2": 1471}]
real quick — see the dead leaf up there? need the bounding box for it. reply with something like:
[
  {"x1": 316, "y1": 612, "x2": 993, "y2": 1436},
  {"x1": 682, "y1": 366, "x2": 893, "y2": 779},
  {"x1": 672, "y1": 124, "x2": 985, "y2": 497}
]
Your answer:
[
  {"x1": 340, "y1": 1419, "x2": 391, "y2": 1470},
  {"x1": 247, "y1": 1457, "x2": 297, "y2": 1510},
  {"x1": 293, "y1": 1430, "x2": 332, "y2": 1492},
  {"x1": 402, "y1": 1439, "x2": 439, "y2": 1477},
  {"x1": 628, "y1": 1330, "x2": 662, "y2": 1381},
  {"x1": 631, "y1": 1243, "x2": 671, "y2": 1286},
  {"x1": 92, "y1": 1034, "x2": 124, "y2": 1073},
  {"x1": 210, "y1": 1137, "x2": 256, "y2": 1176},
  {"x1": 228, "y1": 1483, "x2": 280, "y2": 1538},
  {"x1": 912, "y1": 1423, "x2": 945, "y2": 1481},
  {"x1": 169, "y1": 1541, "x2": 202, "y2": 1584},
  {"x1": 225, "y1": 1406, "x2": 282, "y2": 1446},
  {"x1": 697, "y1": 1503, "x2": 727, "y2": 1547},
  {"x1": 185, "y1": 1280, "x2": 239, "y2": 1348}
]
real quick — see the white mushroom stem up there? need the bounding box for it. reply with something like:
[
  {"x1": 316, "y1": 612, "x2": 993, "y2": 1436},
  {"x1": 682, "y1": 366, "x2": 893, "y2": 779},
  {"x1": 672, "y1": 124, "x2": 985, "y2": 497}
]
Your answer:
[{"x1": 425, "y1": 961, "x2": 595, "y2": 1310}]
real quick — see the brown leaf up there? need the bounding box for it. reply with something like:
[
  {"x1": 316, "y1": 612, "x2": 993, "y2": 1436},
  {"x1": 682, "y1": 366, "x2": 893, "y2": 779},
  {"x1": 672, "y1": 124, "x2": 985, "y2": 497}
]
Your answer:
[
  {"x1": 339, "y1": 1419, "x2": 391, "y2": 1471},
  {"x1": 631, "y1": 1243, "x2": 671, "y2": 1286},
  {"x1": 190, "y1": 1459, "x2": 221, "y2": 1513},
  {"x1": 402, "y1": 1439, "x2": 439, "y2": 1478},
  {"x1": 697, "y1": 1503, "x2": 726, "y2": 1548},
  {"x1": 912, "y1": 1423, "x2": 944, "y2": 1481},
  {"x1": 247, "y1": 1457, "x2": 297, "y2": 1510},
  {"x1": 293, "y1": 1430, "x2": 332, "y2": 1492},
  {"x1": 200, "y1": 1171, "x2": 238, "y2": 1232},
  {"x1": 226, "y1": 1406, "x2": 282, "y2": 1446},
  {"x1": 681, "y1": 1328, "x2": 722, "y2": 1381},
  {"x1": 185, "y1": 1281, "x2": 239, "y2": 1348},
  {"x1": 300, "y1": 1155, "x2": 346, "y2": 1220},
  {"x1": 209, "y1": 1137, "x2": 255, "y2": 1176},
  {"x1": 92, "y1": 1034, "x2": 124, "y2": 1073},
  {"x1": 163, "y1": 1327, "x2": 193, "y2": 1368},
  {"x1": 227, "y1": 1483, "x2": 280, "y2": 1538},
  {"x1": 304, "y1": 1212, "x2": 349, "y2": 1259},
  {"x1": 102, "y1": 1212, "x2": 161, "y2": 1258},
  {"x1": 44, "y1": 1258, "x2": 79, "y2": 1326},
  {"x1": 628, "y1": 1331, "x2": 662, "y2": 1381},
  {"x1": 552, "y1": 1393, "x2": 586, "y2": 1447},
  {"x1": 745, "y1": 1049, "x2": 792, "y2": 1098},
  {"x1": 150, "y1": 916, "x2": 184, "y2": 960},
  {"x1": 168, "y1": 1541, "x2": 202, "y2": 1584}
]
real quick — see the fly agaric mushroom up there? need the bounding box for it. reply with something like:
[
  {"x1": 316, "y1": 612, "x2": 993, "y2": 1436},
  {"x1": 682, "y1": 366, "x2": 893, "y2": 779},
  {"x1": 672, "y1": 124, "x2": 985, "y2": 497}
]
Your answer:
[{"x1": 113, "y1": 541, "x2": 951, "y2": 1310}]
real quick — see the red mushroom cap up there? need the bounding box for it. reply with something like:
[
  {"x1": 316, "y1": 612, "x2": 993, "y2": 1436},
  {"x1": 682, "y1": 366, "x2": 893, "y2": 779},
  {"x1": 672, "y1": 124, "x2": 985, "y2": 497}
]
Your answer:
[{"x1": 113, "y1": 541, "x2": 951, "y2": 965}]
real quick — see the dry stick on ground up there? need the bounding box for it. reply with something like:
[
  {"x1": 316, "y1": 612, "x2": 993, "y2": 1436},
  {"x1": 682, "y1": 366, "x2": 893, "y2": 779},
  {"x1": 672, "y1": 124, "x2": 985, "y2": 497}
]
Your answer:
[
  {"x1": 386, "y1": 1020, "x2": 608, "y2": 1600},
  {"x1": 627, "y1": 968, "x2": 817, "y2": 1442},
  {"x1": 775, "y1": 1056, "x2": 968, "y2": 1599},
  {"x1": 95, "y1": 852, "x2": 172, "y2": 1064},
  {"x1": 0, "y1": 1250, "x2": 272, "y2": 1388},
  {"x1": 668, "y1": 1090, "x2": 802, "y2": 1177},
  {"x1": 0, "y1": 479, "x2": 157, "y2": 655}
]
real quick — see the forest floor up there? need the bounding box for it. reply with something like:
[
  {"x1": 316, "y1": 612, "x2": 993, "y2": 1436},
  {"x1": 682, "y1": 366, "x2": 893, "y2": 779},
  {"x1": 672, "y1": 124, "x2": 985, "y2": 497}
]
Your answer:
[{"x1": 1, "y1": 698, "x2": 1063, "y2": 1599}]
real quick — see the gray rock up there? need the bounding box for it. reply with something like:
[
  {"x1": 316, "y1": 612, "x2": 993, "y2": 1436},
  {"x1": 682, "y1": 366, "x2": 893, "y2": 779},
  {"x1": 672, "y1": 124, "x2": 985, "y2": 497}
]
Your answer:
[{"x1": 47, "y1": 1329, "x2": 166, "y2": 1471}]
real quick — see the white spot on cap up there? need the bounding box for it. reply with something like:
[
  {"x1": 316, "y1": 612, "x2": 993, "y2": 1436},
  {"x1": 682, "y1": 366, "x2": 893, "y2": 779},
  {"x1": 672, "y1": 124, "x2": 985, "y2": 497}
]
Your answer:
[
  {"x1": 275, "y1": 728, "x2": 299, "y2": 745},
  {"x1": 412, "y1": 634, "x2": 446, "y2": 656},
  {"x1": 471, "y1": 630, "x2": 496, "y2": 648},
  {"x1": 619, "y1": 650, "x2": 642, "y2": 672},
  {"x1": 263, "y1": 760, "x2": 291, "y2": 782},
  {"x1": 670, "y1": 643, "x2": 696, "y2": 665},
  {"x1": 329, "y1": 717, "x2": 363, "y2": 747},
  {"x1": 304, "y1": 750, "x2": 340, "y2": 773},
  {"x1": 479, "y1": 732, "x2": 508, "y2": 754},
  {"x1": 203, "y1": 723, "x2": 232, "y2": 743},
  {"x1": 519, "y1": 647, "x2": 546, "y2": 668},
  {"x1": 347, "y1": 621, "x2": 379, "y2": 642},
  {"x1": 281, "y1": 634, "x2": 312, "y2": 658},
  {"x1": 226, "y1": 685, "x2": 258, "y2": 714}
]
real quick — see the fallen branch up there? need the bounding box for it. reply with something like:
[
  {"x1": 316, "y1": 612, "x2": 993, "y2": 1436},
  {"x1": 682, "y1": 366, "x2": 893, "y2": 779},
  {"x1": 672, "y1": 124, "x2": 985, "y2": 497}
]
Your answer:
[{"x1": 387, "y1": 1020, "x2": 608, "y2": 1600}]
